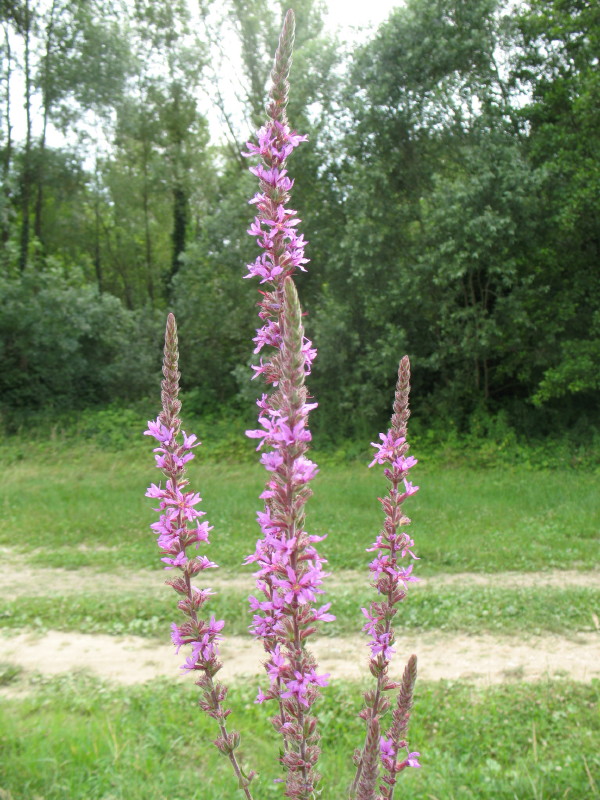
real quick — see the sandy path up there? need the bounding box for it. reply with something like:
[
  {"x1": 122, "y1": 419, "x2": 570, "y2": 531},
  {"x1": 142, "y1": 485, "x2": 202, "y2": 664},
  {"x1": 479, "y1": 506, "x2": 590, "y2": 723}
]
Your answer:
[
  {"x1": 2, "y1": 562, "x2": 598, "y2": 694},
  {"x1": 2, "y1": 563, "x2": 600, "y2": 598},
  {"x1": 1, "y1": 629, "x2": 599, "y2": 691}
]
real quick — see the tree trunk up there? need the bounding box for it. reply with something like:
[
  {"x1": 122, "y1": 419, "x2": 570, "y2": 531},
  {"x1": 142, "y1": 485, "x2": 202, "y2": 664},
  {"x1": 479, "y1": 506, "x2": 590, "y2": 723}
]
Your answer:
[
  {"x1": 33, "y1": 0, "x2": 58, "y2": 249},
  {"x1": 19, "y1": 0, "x2": 32, "y2": 271},
  {"x1": 94, "y1": 162, "x2": 103, "y2": 293},
  {"x1": 1, "y1": 22, "x2": 13, "y2": 248},
  {"x1": 142, "y1": 137, "x2": 154, "y2": 304},
  {"x1": 170, "y1": 182, "x2": 187, "y2": 288}
]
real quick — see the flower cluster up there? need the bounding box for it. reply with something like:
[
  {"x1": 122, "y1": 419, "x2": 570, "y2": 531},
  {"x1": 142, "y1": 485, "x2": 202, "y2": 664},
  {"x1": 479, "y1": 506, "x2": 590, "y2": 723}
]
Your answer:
[
  {"x1": 241, "y1": 11, "x2": 333, "y2": 799},
  {"x1": 350, "y1": 357, "x2": 421, "y2": 800},
  {"x1": 242, "y1": 123, "x2": 317, "y2": 377},
  {"x1": 145, "y1": 313, "x2": 255, "y2": 799}
]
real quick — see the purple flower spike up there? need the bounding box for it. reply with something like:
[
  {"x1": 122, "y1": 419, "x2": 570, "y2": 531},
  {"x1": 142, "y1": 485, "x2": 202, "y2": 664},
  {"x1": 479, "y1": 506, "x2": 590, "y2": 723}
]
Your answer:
[
  {"x1": 241, "y1": 10, "x2": 335, "y2": 799},
  {"x1": 350, "y1": 358, "x2": 422, "y2": 799},
  {"x1": 145, "y1": 314, "x2": 224, "y2": 672},
  {"x1": 146, "y1": 313, "x2": 255, "y2": 800}
]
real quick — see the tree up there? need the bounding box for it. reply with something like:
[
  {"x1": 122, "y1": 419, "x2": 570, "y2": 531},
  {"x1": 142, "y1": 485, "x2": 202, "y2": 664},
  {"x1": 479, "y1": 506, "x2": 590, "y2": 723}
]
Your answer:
[
  {"x1": 31, "y1": 0, "x2": 131, "y2": 251},
  {"x1": 513, "y1": 0, "x2": 600, "y2": 414},
  {"x1": 309, "y1": 0, "x2": 514, "y2": 430}
]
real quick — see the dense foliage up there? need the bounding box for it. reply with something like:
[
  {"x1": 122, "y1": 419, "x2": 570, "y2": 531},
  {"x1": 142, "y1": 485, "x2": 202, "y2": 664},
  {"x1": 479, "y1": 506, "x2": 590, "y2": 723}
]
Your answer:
[{"x1": 1, "y1": 0, "x2": 598, "y2": 444}]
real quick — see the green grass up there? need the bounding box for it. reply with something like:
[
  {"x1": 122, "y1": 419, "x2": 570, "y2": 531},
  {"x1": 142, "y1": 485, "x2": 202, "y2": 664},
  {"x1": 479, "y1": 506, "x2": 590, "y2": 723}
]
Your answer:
[
  {"x1": 0, "y1": 674, "x2": 597, "y2": 799},
  {"x1": 2, "y1": 585, "x2": 599, "y2": 638},
  {"x1": 0, "y1": 444, "x2": 598, "y2": 573},
  {"x1": 0, "y1": 441, "x2": 598, "y2": 799}
]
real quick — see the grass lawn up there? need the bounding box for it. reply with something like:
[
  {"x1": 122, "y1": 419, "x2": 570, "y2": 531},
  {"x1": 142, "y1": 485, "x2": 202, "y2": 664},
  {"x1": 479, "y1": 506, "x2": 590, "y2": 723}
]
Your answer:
[
  {"x1": 0, "y1": 443, "x2": 598, "y2": 573},
  {"x1": 2, "y1": 585, "x2": 599, "y2": 638},
  {"x1": 0, "y1": 674, "x2": 598, "y2": 799},
  {"x1": 0, "y1": 441, "x2": 598, "y2": 799}
]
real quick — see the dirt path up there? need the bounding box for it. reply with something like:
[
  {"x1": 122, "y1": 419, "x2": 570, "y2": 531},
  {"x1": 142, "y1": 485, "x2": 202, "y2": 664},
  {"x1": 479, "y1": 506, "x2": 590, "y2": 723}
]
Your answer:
[
  {"x1": 1, "y1": 562, "x2": 598, "y2": 694},
  {"x1": 1, "y1": 629, "x2": 599, "y2": 692},
  {"x1": 1, "y1": 563, "x2": 599, "y2": 598}
]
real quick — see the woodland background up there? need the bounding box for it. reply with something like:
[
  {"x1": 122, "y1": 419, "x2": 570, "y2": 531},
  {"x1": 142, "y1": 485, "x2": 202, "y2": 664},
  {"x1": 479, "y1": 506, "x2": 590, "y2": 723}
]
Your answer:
[{"x1": 1, "y1": 0, "x2": 598, "y2": 453}]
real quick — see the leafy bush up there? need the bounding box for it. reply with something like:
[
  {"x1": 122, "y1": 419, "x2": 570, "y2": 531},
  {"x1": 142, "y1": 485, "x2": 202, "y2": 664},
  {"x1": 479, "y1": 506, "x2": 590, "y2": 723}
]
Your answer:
[{"x1": 0, "y1": 266, "x2": 163, "y2": 411}]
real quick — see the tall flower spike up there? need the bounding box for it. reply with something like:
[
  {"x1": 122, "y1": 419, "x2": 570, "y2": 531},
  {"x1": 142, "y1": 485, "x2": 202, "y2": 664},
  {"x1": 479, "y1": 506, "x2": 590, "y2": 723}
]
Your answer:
[
  {"x1": 350, "y1": 358, "x2": 421, "y2": 799},
  {"x1": 146, "y1": 314, "x2": 256, "y2": 800},
  {"x1": 242, "y1": 10, "x2": 333, "y2": 799}
]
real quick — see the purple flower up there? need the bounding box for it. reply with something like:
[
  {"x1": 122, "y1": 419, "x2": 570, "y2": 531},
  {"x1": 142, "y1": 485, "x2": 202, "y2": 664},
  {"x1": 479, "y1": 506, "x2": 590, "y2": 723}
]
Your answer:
[
  {"x1": 361, "y1": 607, "x2": 383, "y2": 636},
  {"x1": 403, "y1": 479, "x2": 419, "y2": 496},
  {"x1": 280, "y1": 670, "x2": 311, "y2": 707},
  {"x1": 392, "y1": 455, "x2": 418, "y2": 472},
  {"x1": 380, "y1": 737, "x2": 395, "y2": 759},
  {"x1": 266, "y1": 645, "x2": 287, "y2": 684},
  {"x1": 161, "y1": 550, "x2": 188, "y2": 569},
  {"x1": 253, "y1": 321, "x2": 282, "y2": 353},
  {"x1": 240, "y1": 17, "x2": 333, "y2": 795},
  {"x1": 255, "y1": 686, "x2": 269, "y2": 704},
  {"x1": 399, "y1": 534, "x2": 419, "y2": 560},
  {"x1": 180, "y1": 653, "x2": 199, "y2": 671},
  {"x1": 369, "y1": 631, "x2": 395, "y2": 660},
  {"x1": 273, "y1": 566, "x2": 323, "y2": 605},
  {"x1": 368, "y1": 432, "x2": 406, "y2": 467},
  {"x1": 145, "y1": 314, "x2": 246, "y2": 774},
  {"x1": 191, "y1": 521, "x2": 212, "y2": 546},
  {"x1": 144, "y1": 419, "x2": 174, "y2": 445},
  {"x1": 306, "y1": 668, "x2": 330, "y2": 688},
  {"x1": 312, "y1": 603, "x2": 336, "y2": 623},
  {"x1": 291, "y1": 455, "x2": 319, "y2": 484},
  {"x1": 255, "y1": 508, "x2": 282, "y2": 536},
  {"x1": 260, "y1": 450, "x2": 284, "y2": 471},
  {"x1": 171, "y1": 623, "x2": 186, "y2": 653},
  {"x1": 193, "y1": 555, "x2": 219, "y2": 571},
  {"x1": 145, "y1": 483, "x2": 166, "y2": 499},
  {"x1": 245, "y1": 414, "x2": 279, "y2": 449},
  {"x1": 206, "y1": 616, "x2": 225, "y2": 636},
  {"x1": 181, "y1": 431, "x2": 199, "y2": 450},
  {"x1": 369, "y1": 553, "x2": 394, "y2": 576},
  {"x1": 397, "y1": 564, "x2": 419, "y2": 586},
  {"x1": 192, "y1": 587, "x2": 216, "y2": 603},
  {"x1": 150, "y1": 513, "x2": 176, "y2": 536}
]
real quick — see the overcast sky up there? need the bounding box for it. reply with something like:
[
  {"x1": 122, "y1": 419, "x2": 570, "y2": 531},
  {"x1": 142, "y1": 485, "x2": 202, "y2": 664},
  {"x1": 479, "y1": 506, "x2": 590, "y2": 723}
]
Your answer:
[{"x1": 323, "y1": 0, "x2": 401, "y2": 36}]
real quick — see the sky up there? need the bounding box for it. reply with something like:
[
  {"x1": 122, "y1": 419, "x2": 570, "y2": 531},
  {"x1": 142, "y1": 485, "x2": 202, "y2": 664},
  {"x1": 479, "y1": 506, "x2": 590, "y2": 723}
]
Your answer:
[{"x1": 323, "y1": 0, "x2": 402, "y2": 36}]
